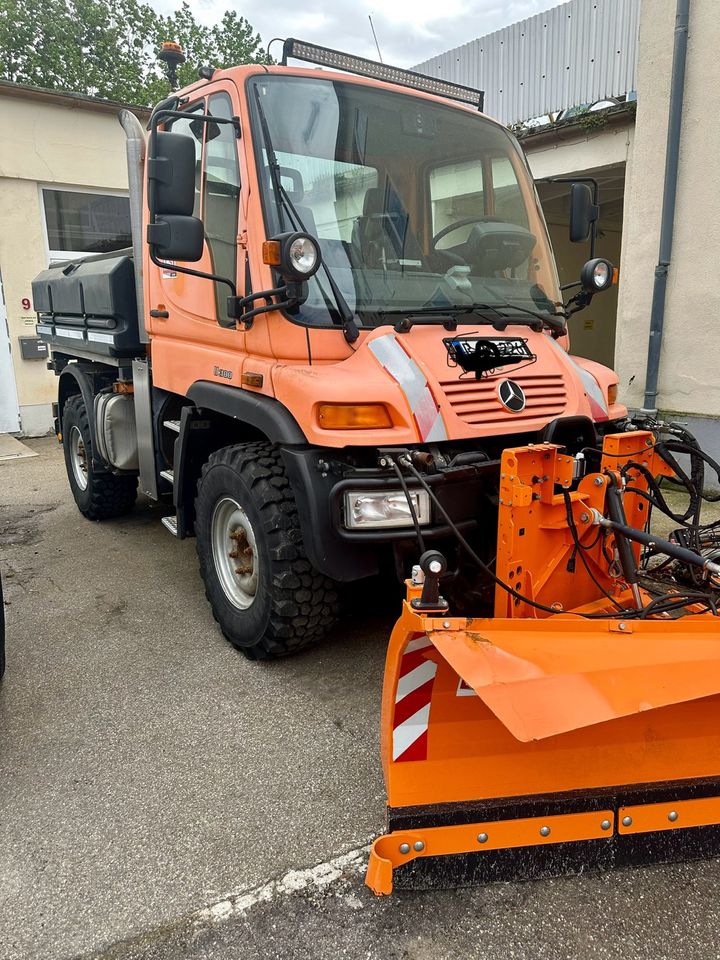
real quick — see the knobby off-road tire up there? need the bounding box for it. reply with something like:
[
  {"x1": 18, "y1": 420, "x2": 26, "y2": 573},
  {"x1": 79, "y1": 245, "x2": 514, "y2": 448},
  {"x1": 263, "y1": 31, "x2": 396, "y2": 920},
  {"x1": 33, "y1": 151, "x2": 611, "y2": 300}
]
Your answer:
[
  {"x1": 195, "y1": 441, "x2": 339, "y2": 660},
  {"x1": 62, "y1": 395, "x2": 137, "y2": 520}
]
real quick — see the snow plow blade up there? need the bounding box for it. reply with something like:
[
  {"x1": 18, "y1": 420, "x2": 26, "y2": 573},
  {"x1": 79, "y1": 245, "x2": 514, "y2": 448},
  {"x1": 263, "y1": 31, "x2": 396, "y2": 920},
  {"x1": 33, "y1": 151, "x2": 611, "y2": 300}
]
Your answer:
[{"x1": 366, "y1": 604, "x2": 720, "y2": 894}]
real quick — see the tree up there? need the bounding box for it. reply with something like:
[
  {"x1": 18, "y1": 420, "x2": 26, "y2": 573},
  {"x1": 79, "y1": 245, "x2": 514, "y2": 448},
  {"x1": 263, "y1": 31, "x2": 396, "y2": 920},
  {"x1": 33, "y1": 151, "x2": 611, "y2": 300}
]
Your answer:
[{"x1": 0, "y1": 0, "x2": 270, "y2": 105}]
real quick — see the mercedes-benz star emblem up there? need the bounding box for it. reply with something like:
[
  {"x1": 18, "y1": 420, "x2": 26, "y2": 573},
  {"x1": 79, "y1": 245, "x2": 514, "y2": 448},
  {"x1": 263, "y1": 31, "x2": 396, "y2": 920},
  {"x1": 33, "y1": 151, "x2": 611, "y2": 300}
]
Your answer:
[{"x1": 498, "y1": 379, "x2": 526, "y2": 413}]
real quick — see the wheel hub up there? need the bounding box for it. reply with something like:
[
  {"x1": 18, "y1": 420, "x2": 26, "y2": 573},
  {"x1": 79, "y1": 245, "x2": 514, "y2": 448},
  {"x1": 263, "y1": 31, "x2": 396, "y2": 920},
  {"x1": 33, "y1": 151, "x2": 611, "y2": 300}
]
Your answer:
[
  {"x1": 69, "y1": 425, "x2": 88, "y2": 491},
  {"x1": 211, "y1": 497, "x2": 259, "y2": 610}
]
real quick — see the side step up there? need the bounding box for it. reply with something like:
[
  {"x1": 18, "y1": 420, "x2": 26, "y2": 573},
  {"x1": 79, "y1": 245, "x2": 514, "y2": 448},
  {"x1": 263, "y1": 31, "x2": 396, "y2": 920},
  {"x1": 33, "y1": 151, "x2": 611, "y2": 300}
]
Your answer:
[
  {"x1": 163, "y1": 419, "x2": 181, "y2": 433},
  {"x1": 161, "y1": 515, "x2": 178, "y2": 536},
  {"x1": 160, "y1": 468, "x2": 174, "y2": 484}
]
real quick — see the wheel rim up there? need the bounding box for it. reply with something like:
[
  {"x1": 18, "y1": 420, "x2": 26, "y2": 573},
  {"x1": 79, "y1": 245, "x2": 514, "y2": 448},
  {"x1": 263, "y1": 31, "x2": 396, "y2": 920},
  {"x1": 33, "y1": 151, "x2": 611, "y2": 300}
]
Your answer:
[
  {"x1": 211, "y1": 497, "x2": 259, "y2": 610},
  {"x1": 69, "y1": 425, "x2": 89, "y2": 491}
]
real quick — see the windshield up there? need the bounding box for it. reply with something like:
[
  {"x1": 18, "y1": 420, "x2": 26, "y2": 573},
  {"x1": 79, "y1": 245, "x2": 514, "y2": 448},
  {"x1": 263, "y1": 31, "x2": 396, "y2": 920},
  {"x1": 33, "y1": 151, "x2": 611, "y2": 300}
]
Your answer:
[{"x1": 250, "y1": 75, "x2": 561, "y2": 327}]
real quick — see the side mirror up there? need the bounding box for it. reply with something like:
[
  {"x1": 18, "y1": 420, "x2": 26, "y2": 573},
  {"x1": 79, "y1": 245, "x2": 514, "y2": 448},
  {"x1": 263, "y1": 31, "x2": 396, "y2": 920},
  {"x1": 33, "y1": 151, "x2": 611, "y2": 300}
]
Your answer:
[
  {"x1": 569, "y1": 182, "x2": 599, "y2": 244},
  {"x1": 148, "y1": 131, "x2": 196, "y2": 216},
  {"x1": 147, "y1": 131, "x2": 203, "y2": 262},
  {"x1": 580, "y1": 257, "x2": 615, "y2": 294},
  {"x1": 147, "y1": 214, "x2": 204, "y2": 262}
]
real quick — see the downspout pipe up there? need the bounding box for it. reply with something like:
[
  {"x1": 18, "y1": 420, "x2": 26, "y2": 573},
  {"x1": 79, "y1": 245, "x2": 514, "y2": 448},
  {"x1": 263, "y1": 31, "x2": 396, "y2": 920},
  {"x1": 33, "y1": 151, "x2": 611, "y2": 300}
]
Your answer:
[
  {"x1": 118, "y1": 109, "x2": 148, "y2": 344},
  {"x1": 641, "y1": 0, "x2": 690, "y2": 414}
]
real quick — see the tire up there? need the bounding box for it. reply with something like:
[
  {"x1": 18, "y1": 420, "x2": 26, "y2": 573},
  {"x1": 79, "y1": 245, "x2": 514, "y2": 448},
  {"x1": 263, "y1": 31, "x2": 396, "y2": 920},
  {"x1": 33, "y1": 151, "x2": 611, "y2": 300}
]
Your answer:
[
  {"x1": 195, "y1": 441, "x2": 339, "y2": 660},
  {"x1": 62, "y1": 395, "x2": 137, "y2": 520}
]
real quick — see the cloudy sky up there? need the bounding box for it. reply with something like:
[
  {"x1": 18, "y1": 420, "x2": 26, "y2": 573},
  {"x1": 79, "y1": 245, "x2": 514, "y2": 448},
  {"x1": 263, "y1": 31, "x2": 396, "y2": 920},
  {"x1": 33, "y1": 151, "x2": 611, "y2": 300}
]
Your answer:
[{"x1": 153, "y1": 0, "x2": 564, "y2": 67}]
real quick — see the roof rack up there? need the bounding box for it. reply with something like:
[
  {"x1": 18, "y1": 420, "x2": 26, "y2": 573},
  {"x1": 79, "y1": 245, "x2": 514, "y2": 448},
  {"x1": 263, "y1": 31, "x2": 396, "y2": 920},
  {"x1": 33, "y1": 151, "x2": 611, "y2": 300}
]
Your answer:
[{"x1": 281, "y1": 38, "x2": 484, "y2": 111}]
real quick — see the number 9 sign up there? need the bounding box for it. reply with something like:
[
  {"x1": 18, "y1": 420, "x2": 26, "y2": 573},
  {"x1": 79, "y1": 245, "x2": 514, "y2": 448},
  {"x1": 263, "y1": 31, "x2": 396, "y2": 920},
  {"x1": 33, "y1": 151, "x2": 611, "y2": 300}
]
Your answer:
[{"x1": 22, "y1": 297, "x2": 31, "y2": 310}]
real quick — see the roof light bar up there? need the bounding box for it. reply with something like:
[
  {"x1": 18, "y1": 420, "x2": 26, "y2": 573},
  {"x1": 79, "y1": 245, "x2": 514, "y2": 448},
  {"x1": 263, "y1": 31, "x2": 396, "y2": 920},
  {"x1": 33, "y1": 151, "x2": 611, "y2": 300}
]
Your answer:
[{"x1": 282, "y1": 38, "x2": 484, "y2": 111}]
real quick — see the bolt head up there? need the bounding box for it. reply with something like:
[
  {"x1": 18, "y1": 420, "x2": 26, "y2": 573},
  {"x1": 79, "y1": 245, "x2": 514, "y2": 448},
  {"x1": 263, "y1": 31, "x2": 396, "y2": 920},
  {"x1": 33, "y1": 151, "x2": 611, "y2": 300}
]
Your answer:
[
  {"x1": 594, "y1": 476, "x2": 604, "y2": 486},
  {"x1": 618, "y1": 622, "x2": 627, "y2": 631},
  {"x1": 477, "y1": 832, "x2": 489, "y2": 844},
  {"x1": 443, "y1": 620, "x2": 451, "y2": 629},
  {"x1": 622, "y1": 815, "x2": 633, "y2": 827},
  {"x1": 668, "y1": 810, "x2": 679, "y2": 822},
  {"x1": 540, "y1": 825, "x2": 551, "y2": 837},
  {"x1": 413, "y1": 840, "x2": 425, "y2": 852},
  {"x1": 601, "y1": 819, "x2": 611, "y2": 831},
  {"x1": 399, "y1": 842, "x2": 410, "y2": 855},
  {"x1": 580, "y1": 512, "x2": 590, "y2": 523},
  {"x1": 429, "y1": 560, "x2": 442, "y2": 574}
]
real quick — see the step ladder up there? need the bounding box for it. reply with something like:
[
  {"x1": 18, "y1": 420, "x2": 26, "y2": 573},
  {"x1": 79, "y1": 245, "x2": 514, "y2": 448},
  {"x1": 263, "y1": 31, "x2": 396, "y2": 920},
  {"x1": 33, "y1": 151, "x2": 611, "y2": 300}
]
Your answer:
[{"x1": 161, "y1": 419, "x2": 180, "y2": 536}]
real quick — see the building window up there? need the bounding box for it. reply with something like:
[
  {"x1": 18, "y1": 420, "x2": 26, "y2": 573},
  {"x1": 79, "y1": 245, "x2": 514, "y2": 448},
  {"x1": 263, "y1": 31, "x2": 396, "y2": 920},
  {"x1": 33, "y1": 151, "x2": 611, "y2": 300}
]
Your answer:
[{"x1": 42, "y1": 188, "x2": 131, "y2": 260}]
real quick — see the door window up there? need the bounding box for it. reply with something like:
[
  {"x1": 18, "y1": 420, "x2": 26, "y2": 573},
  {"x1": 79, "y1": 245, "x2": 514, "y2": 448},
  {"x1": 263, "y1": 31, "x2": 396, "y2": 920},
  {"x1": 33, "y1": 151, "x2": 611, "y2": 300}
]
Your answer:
[
  {"x1": 203, "y1": 92, "x2": 241, "y2": 324},
  {"x1": 168, "y1": 103, "x2": 204, "y2": 218}
]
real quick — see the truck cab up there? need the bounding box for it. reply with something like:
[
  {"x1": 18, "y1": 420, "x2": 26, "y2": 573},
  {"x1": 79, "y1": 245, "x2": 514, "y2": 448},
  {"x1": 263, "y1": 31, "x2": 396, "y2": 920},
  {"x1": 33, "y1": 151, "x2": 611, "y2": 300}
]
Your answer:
[{"x1": 33, "y1": 40, "x2": 624, "y2": 660}]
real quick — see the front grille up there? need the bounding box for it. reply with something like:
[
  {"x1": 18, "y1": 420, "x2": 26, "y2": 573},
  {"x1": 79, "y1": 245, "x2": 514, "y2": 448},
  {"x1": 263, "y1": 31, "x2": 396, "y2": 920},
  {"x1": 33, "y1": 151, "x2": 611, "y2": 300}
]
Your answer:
[{"x1": 439, "y1": 372, "x2": 568, "y2": 426}]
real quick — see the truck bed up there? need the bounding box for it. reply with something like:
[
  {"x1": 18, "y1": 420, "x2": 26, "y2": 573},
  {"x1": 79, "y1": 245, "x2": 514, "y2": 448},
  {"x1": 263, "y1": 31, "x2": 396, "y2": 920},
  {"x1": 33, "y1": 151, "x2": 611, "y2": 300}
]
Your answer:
[{"x1": 32, "y1": 249, "x2": 145, "y2": 360}]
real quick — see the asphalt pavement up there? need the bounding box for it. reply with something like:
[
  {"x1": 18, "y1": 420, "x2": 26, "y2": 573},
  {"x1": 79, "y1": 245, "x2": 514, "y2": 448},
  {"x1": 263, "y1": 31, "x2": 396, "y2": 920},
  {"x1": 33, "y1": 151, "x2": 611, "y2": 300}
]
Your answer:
[{"x1": 3, "y1": 437, "x2": 720, "y2": 960}]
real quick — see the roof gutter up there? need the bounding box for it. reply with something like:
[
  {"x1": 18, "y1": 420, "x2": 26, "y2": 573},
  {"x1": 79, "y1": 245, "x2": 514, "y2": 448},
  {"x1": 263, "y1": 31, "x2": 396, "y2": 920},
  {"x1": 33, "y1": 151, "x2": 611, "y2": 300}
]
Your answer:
[{"x1": 641, "y1": 0, "x2": 690, "y2": 415}]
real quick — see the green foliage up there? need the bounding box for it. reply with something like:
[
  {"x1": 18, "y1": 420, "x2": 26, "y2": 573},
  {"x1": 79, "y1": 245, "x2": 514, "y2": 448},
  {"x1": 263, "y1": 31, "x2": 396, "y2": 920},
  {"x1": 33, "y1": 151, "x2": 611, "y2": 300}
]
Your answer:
[{"x1": 0, "y1": 0, "x2": 270, "y2": 105}]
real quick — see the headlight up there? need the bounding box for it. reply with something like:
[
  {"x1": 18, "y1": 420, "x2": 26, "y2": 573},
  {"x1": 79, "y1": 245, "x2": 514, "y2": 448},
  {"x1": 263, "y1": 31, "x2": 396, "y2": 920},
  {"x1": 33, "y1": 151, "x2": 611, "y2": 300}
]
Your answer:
[
  {"x1": 580, "y1": 257, "x2": 615, "y2": 293},
  {"x1": 263, "y1": 231, "x2": 322, "y2": 282},
  {"x1": 344, "y1": 490, "x2": 431, "y2": 529}
]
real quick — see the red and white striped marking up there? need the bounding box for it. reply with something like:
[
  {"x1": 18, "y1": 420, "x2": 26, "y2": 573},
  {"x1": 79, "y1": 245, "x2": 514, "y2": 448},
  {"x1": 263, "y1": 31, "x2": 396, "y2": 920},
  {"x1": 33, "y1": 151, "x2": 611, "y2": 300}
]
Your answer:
[
  {"x1": 392, "y1": 636, "x2": 438, "y2": 762},
  {"x1": 369, "y1": 333, "x2": 447, "y2": 442}
]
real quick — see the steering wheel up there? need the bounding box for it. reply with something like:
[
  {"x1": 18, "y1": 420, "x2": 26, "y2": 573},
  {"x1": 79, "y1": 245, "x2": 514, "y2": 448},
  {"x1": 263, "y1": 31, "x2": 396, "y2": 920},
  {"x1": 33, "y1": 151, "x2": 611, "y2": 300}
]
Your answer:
[{"x1": 431, "y1": 215, "x2": 505, "y2": 249}]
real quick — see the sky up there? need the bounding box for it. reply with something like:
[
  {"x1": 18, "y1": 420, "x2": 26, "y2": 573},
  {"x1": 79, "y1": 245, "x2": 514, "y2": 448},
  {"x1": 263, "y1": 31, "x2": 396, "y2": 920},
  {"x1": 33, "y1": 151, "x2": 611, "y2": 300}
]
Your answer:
[{"x1": 152, "y1": 0, "x2": 565, "y2": 67}]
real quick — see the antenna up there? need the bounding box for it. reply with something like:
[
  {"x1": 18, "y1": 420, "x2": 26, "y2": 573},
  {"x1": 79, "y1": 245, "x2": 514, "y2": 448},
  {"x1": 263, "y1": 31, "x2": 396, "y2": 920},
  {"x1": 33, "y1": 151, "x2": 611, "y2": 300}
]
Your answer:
[{"x1": 368, "y1": 14, "x2": 383, "y2": 63}]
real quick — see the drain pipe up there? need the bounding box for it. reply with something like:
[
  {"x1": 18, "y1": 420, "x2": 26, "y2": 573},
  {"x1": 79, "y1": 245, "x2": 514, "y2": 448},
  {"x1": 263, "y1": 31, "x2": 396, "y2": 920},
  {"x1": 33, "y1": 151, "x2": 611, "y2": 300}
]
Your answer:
[
  {"x1": 641, "y1": 0, "x2": 690, "y2": 415},
  {"x1": 118, "y1": 109, "x2": 148, "y2": 343}
]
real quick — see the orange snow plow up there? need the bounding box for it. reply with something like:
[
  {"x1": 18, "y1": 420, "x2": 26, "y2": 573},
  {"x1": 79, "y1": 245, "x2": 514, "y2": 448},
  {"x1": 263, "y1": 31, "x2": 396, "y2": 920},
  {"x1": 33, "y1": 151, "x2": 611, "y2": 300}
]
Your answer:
[{"x1": 366, "y1": 431, "x2": 720, "y2": 894}]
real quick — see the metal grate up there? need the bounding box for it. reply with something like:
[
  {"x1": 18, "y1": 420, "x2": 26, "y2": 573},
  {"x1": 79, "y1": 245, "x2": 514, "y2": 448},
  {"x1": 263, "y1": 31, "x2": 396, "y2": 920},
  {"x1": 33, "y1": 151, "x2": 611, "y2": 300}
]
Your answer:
[{"x1": 439, "y1": 372, "x2": 568, "y2": 426}]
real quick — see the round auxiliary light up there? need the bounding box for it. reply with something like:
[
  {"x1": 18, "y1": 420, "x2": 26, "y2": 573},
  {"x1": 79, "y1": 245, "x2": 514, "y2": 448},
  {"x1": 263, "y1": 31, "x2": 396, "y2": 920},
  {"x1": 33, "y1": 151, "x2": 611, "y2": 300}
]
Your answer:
[
  {"x1": 580, "y1": 257, "x2": 615, "y2": 293},
  {"x1": 288, "y1": 234, "x2": 319, "y2": 277}
]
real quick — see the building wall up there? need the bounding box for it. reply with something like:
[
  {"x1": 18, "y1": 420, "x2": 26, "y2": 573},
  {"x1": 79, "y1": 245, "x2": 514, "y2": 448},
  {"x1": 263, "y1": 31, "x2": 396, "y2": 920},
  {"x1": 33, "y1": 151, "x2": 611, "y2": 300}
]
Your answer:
[
  {"x1": 0, "y1": 96, "x2": 133, "y2": 434},
  {"x1": 616, "y1": 0, "x2": 720, "y2": 426}
]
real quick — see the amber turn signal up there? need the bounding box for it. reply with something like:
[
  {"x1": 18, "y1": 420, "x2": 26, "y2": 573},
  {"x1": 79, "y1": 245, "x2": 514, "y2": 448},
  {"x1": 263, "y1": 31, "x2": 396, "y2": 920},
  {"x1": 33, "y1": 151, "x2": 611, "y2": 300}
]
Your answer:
[
  {"x1": 317, "y1": 403, "x2": 393, "y2": 429},
  {"x1": 262, "y1": 240, "x2": 282, "y2": 266}
]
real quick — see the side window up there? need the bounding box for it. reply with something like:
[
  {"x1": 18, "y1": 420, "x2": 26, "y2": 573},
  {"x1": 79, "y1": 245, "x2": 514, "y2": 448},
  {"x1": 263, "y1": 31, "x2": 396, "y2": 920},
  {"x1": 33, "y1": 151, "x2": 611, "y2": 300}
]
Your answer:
[
  {"x1": 168, "y1": 103, "x2": 204, "y2": 217},
  {"x1": 490, "y1": 156, "x2": 529, "y2": 228},
  {"x1": 429, "y1": 160, "x2": 485, "y2": 249},
  {"x1": 204, "y1": 92, "x2": 241, "y2": 324}
]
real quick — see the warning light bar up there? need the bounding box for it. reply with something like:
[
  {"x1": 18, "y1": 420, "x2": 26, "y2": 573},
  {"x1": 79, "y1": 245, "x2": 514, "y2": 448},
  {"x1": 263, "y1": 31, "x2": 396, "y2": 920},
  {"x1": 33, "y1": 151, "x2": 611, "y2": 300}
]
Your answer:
[{"x1": 282, "y1": 38, "x2": 484, "y2": 111}]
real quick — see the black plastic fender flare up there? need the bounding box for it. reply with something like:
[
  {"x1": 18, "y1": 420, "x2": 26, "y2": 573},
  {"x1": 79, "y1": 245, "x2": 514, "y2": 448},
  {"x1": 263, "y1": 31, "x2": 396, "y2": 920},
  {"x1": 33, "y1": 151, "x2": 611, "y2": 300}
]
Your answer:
[{"x1": 186, "y1": 380, "x2": 307, "y2": 444}]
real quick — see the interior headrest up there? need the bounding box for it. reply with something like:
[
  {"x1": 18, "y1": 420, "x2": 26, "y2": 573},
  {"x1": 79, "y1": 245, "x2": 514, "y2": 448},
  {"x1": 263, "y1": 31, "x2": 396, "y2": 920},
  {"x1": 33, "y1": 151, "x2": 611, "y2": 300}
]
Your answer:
[{"x1": 362, "y1": 187, "x2": 384, "y2": 217}]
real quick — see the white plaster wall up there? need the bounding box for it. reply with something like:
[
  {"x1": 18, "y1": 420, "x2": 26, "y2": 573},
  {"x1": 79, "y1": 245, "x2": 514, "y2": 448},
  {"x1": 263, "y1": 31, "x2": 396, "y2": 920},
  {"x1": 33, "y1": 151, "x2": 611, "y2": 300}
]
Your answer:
[
  {"x1": 0, "y1": 96, "x2": 133, "y2": 434},
  {"x1": 615, "y1": 0, "x2": 720, "y2": 416}
]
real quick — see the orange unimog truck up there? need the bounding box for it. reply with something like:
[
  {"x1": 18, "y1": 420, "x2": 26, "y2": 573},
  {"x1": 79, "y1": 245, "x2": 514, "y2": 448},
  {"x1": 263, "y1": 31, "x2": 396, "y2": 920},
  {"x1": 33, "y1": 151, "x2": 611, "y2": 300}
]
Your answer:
[{"x1": 33, "y1": 40, "x2": 623, "y2": 661}]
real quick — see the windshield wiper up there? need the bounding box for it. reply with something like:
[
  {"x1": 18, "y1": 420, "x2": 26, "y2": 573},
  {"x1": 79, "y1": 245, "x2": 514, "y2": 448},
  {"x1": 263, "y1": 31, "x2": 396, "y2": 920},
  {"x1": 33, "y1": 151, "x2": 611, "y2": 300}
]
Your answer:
[
  {"x1": 252, "y1": 87, "x2": 359, "y2": 344},
  {"x1": 374, "y1": 302, "x2": 566, "y2": 335}
]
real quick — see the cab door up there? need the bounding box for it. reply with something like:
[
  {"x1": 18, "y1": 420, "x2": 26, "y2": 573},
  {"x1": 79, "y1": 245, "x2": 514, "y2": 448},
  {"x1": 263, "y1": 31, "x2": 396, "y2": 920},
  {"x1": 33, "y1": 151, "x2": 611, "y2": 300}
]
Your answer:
[{"x1": 147, "y1": 82, "x2": 265, "y2": 396}]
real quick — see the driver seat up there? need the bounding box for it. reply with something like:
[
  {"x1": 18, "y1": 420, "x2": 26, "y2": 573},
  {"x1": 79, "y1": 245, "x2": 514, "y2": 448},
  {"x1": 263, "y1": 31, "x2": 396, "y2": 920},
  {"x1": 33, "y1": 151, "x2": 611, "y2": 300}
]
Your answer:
[{"x1": 351, "y1": 187, "x2": 423, "y2": 269}]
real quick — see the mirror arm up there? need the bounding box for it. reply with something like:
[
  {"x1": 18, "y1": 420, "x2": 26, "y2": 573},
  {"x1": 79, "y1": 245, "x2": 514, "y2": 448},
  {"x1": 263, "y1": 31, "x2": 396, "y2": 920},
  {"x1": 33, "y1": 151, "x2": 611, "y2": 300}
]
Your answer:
[
  {"x1": 148, "y1": 247, "x2": 237, "y2": 298},
  {"x1": 225, "y1": 286, "x2": 290, "y2": 329},
  {"x1": 564, "y1": 289, "x2": 594, "y2": 316}
]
